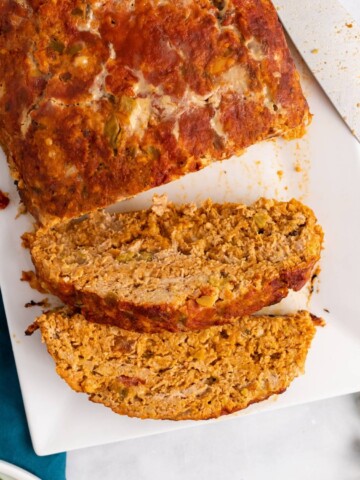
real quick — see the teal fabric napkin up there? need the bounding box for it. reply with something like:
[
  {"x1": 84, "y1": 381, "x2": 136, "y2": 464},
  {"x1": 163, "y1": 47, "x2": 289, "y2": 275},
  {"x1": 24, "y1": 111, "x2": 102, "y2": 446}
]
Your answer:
[{"x1": 0, "y1": 291, "x2": 66, "y2": 479}]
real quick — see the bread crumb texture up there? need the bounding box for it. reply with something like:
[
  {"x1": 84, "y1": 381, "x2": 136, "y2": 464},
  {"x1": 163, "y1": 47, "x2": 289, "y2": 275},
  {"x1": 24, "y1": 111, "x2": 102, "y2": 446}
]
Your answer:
[
  {"x1": 36, "y1": 309, "x2": 318, "y2": 420},
  {"x1": 31, "y1": 198, "x2": 323, "y2": 332}
]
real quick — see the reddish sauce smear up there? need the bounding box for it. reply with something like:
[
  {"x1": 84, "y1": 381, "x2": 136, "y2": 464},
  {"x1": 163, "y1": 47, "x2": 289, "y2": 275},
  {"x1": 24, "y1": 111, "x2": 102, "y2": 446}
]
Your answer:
[{"x1": 0, "y1": 190, "x2": 9, "y2": 210}]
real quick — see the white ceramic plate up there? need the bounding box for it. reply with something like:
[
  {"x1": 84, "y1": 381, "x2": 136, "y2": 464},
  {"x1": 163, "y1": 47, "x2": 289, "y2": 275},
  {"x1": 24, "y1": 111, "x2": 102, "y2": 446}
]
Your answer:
[
  {"x1": 0, "y1": 461, "x2": 40, "y2": 480},
  {"x1": 1, "y1": 41, "x2": 360, "y2": 455}
]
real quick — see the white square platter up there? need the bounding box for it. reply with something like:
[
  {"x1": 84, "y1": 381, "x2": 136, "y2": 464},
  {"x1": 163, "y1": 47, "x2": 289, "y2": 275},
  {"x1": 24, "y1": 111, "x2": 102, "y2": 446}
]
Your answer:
[{"x1": 0, "y1": 41, "x2": 360, "y2": 454}]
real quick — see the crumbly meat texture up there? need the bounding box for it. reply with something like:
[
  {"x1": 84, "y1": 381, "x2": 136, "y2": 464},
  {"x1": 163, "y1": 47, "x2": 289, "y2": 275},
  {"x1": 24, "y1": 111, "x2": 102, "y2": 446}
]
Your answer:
[
  {"x1": 0, "y1": 0, "x2": 310, "y2": 224},
  {"x1": 36, "y1": 309, "x2": 319, "y2": 420},
  {"x1": 30, "y1": 198, "x2": 324, "y2": 332}
]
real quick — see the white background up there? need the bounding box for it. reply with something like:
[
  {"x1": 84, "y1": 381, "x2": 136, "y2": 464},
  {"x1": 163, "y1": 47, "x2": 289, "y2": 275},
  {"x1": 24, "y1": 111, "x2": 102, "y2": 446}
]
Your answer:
[{"x1": 66, "y1": 1, "x2": 360, "y2": 478}]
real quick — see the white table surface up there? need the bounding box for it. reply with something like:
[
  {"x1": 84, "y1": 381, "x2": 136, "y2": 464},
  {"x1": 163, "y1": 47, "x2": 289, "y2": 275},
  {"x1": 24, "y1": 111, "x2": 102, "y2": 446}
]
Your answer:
[
  {"x1": 67, "y1": 394, "x2": 360, "y2": 480},
  {"x1": 64, "y1": 1, "x2": 360, "y2": 477}
]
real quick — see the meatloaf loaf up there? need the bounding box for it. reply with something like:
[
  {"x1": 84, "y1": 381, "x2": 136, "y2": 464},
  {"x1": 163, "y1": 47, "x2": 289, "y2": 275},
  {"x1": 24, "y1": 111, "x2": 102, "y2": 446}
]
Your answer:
[
  {"x1": 30, "y1": 197, "x2": 324, "y2": 332},
  {"x1": 0, "y1": 0, "x2": 310, "y2": 225},
  {"x1": 35, "y1": 309, "x2": 321, "y2": 420}
]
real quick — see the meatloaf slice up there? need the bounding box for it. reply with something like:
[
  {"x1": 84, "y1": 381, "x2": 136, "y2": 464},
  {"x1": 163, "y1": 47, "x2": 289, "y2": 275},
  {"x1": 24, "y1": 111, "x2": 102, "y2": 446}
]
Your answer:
[
  {"x1": 35, "y1": 309, "x2": 322, "y2": 420},
  {"x1": 30, "y1": 197, "x2": 323, "y2": 333}
]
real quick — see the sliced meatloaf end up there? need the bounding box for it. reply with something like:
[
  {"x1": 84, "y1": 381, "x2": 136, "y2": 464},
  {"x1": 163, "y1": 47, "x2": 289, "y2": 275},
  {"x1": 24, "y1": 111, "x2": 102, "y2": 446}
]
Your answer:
[{"x1": 35, "y1": 309, "x2": 322, "y2": 420}]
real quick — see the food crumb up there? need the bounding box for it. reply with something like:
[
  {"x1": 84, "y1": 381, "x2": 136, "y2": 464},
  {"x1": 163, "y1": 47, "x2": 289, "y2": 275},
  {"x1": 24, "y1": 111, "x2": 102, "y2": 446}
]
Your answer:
[
  {"x1": 323, "y1": 308, "x2": 330, "y2": 313},
  {"x1": 311, "y1": 48, "x2": 319, "y2": 54},
  {"x1": 294, "y1": 163, "x2": 302, "y2": 173},
  {"x1": 310, "y1": 314, "x2": 326, "y2": 327},
  {"x1": 12, "y1": 333, "x2": 21, "y2": 344},
  {"x1": 0, "y1": 190, "x2": 9, "y2": 210},
  {"x1": 25, "y1": 321, "x2": 39, "y2": 336},
  {"x1": 21, "y1": 231, "x2": 35, "y2": 249},
  {"x1": 25, "y1": 298, "x2": 50, "y2": 309},
  {"x1": 21, "y1": 271, "x2": 48, "y2": 293},
  {"x1": 277, "y1": 170, "x2": 283, "y2": 180},
  {"x1": 151, "y1": 194, "x2": 168, "y2": 216},
  {"x1": 345, "y1": 23, "x2": 353, "y2": 28},
  {"x1": 15, "y1": 202, "x2": 27, "y2": 218},
  {"x1": 309, "y1": 268, "x2": 321, "y2": 297}
]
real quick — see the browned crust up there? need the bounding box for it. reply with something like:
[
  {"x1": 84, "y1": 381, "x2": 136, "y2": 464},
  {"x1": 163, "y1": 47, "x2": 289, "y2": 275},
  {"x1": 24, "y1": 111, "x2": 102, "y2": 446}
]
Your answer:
[
  {"x1": 34, "y1": 261, "x2": 317, "y2": 333},
  {"x1": 0, "y1": 0, "x2": 310, "y2": 224}
]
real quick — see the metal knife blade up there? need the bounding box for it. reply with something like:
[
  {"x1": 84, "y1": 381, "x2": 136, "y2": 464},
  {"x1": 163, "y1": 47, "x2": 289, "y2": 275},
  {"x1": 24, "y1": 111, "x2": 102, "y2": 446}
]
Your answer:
[{"x1": 273, "y1": 0, "x2": 360, "y2": 142}]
